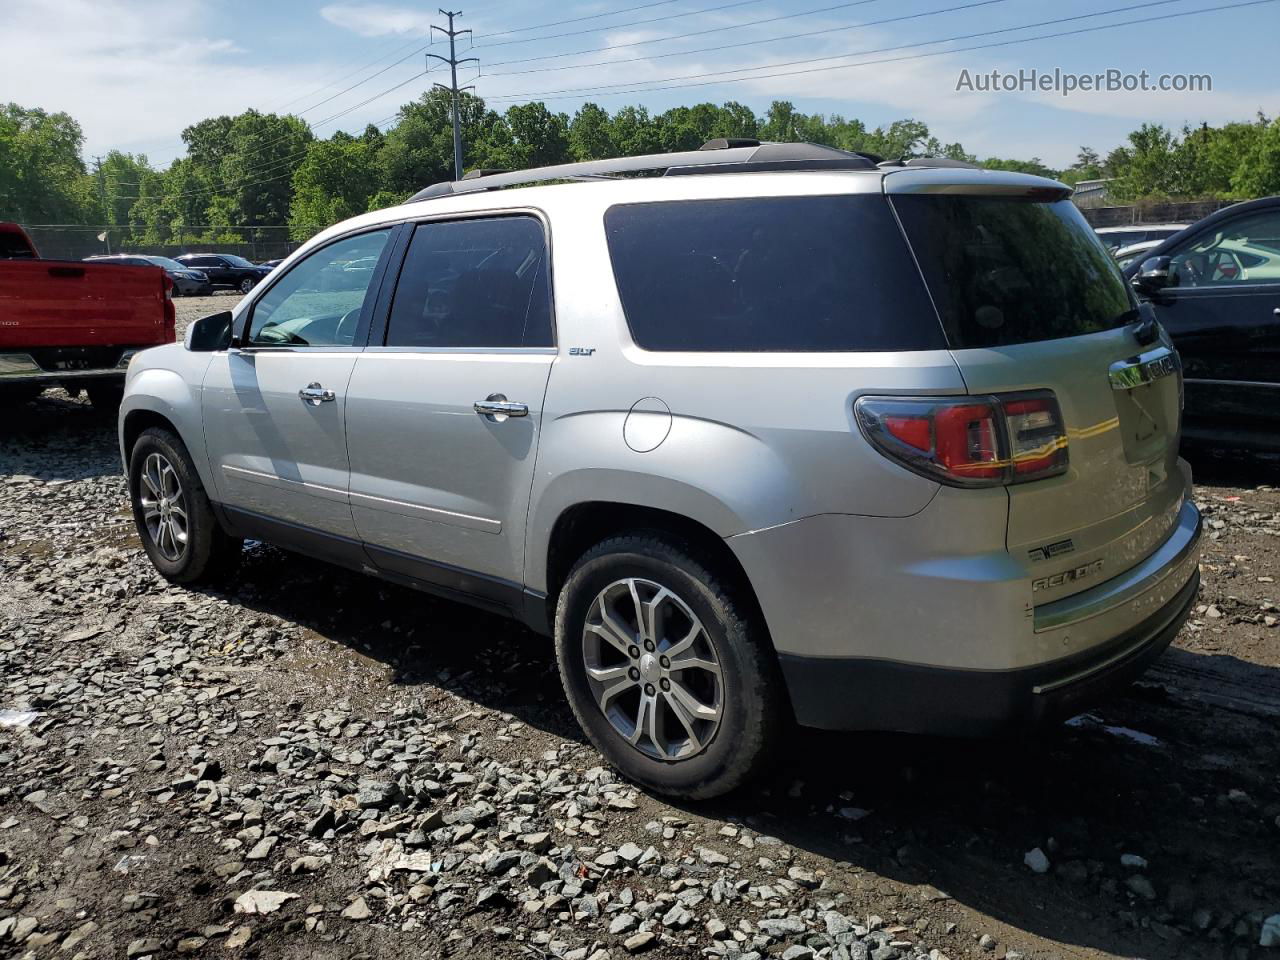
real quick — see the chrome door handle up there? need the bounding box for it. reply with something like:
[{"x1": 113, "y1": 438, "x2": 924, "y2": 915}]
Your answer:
[
  {"x1": 299, "y1": 382, "x2": 336, "y2": 405},
  {"x1": 474, "y1": 394, "x2": 528, "y2": 422}
]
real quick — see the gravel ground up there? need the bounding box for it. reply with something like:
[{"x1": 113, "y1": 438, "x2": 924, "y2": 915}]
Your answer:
[{"x1": 1, "y1": 308, "x2": 1279, "y2": 959}]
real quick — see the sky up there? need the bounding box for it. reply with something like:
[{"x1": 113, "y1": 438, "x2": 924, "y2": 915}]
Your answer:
[{"x1": 2, "y1": 0, "x2": 1278, "y2": 170}]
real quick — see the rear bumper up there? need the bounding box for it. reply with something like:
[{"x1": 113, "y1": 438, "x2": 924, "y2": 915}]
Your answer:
[
  {"x1": 0, "y1": 351, "x2": 137, "y2": 384},
  {"x1": 779, "y1": 566, "x2": 1198, "y2": 734},
  {"x1": 773, "y1": 504, "x2": 1203, "y2": 737}
]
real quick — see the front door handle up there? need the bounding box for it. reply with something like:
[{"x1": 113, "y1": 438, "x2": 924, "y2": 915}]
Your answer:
[
  {"x1": 299, "y1": 382, "x2": 336, "y2": 405},
  {"x1": 474, "y1": 394, "x2": 528, "y2": 422}
]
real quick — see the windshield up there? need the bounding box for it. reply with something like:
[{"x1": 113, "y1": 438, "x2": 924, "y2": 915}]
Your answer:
[
  {"x1": 222, "y1": 254, "x2": 255, "y2": 268},
  {"x1": 145, "y1": 256, "x2": 187, "y2": 271},
  {"x1": 892, "y1": 196, "x2": 1136, "y2": 348}
]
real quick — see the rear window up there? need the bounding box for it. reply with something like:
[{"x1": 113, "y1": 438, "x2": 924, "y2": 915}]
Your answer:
[
  {"x1": 893, "y1": 196, "x2": 1136, "y2": 349},
  {"x1": 604, "y1": 196, "x2": 945, "y2": 352}
]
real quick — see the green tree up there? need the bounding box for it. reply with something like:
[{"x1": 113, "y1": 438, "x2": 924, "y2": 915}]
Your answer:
[
  {"x1": 609, "y1": 106, "x2": 663, "y2": 156},
  {"x1": 379, "y1": 90, "x2": 501, "y2": 191},
  {"x1": 0, "y1": 103, "x2": 90, "y2": 222},
  {"x1": 568, "y1": 103, "x2": 614, "y2": 161},
  {"x1": 289, "y1": 137, "x2": 380, "y2": 240}
]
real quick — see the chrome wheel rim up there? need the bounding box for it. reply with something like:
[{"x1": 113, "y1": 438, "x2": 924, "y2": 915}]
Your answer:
[
  {"x1": 582, "y1": 577, "x2": 723, "y2": 762},
  {"x1": 138, "y1": 452, "x2": 188, "y2": 562}
]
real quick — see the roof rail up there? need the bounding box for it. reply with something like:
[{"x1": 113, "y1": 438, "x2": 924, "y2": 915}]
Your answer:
[{"x1": 408, "y1": 140, "x2": 878, "y2": 202}]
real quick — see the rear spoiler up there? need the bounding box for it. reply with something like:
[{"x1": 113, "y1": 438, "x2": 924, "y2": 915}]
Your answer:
[{"x1": 882, "y1": 168, "x2": 1072, "y2": 202}]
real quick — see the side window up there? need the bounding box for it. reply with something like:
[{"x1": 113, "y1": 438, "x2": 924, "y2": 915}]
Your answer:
[
  {"x1": 1171, "y1": 210, "x2": 1280, "y2": 287},
  {"x1": 247, "y1": 230, "x2": 391, "y2": 347},
  {"x1": 384, "y1": 216, "x2": 553, "y2": 349}
]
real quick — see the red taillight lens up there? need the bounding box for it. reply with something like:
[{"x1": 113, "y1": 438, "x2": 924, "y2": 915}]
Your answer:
[{"x1": 856, "y1": 392, "x2": 1068, "y2": 487}]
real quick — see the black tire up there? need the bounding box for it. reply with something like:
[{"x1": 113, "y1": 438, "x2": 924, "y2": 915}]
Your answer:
[
  {"x1": 86, "y1": 382, "x2": 124, "y2": 411},
  {"x1": 555, "y1": 534, "x2": 784, "y2": 799},
  {"x1": 128, "y1": 426, "x2": 240, "y2": 584},
  {"x1": 238, "y1": 277, "x2": 255, "y2": 294}
]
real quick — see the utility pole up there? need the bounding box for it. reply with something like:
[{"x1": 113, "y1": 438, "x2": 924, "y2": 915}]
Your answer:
[
  {"x1": 429, "y1": 10, "x2": 477, "y2": 181},
  {"x1": 91, "y1": 156, "x2": 111, "y2": 253}
]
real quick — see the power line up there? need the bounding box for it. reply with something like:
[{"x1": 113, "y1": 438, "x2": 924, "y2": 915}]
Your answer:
[
  {"x1": 272, "y1": 35, "x2": 428, "y2": 111},
  {"x1": 477, "y1": 0, "x2": 682, "y2": 40},
  {"x1": 485, "y1": 0, "x2": 1009, "y2": 78},
  {"x1": 480, "y1": 0, "x2": 1247, "y2": 101},
  {"x1": 485, "y1": 0, "x2": 891, "y2": 68},
  {"x1": 472, "y1": 0, "x2": 765, "y2": 49}
]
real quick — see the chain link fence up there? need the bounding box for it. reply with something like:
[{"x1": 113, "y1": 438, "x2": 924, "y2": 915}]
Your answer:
[{"x1": 20, "y1": 225, "x2": 305, "y2": 263}]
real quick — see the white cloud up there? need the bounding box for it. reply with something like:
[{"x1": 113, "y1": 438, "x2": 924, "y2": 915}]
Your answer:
[
  {"x1": 0, "y1": 0, "x2": 351, "y2": 166},
  {"x1": 321, "y1": 3, "x2": 434, "y2": 37}
]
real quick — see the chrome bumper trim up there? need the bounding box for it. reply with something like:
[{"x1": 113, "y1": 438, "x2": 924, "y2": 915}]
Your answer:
[{"x1": 1034, "y1": 500, "x2": 1201, "y2": 633}]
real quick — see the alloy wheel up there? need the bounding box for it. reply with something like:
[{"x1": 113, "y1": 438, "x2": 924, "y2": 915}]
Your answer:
[
  {"x1": 138, "y1": 452, "x2": 189, "y2": 562},
  {"x1": 581, "y1": 577, "x2": 723, "y2": 762}
]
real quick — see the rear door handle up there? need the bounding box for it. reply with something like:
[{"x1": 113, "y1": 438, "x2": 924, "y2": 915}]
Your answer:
[
  {"x1": 474, "y1": 394, "x2": 528, "y2": 422},
  {"x1": 299, "y1": 382, "x2": 336, "y2": 405}
]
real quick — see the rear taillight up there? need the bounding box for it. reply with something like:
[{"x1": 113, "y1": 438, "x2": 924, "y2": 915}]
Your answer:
[{"x1": 856, "y1": 391, "x2": 1068, "y2": 487}]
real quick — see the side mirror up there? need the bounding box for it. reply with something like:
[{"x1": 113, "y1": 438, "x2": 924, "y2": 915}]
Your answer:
[
  {"x1": 1132, "y1": 256, "x2": 1176, "y2": 294},
  {"x1": 185, "y1": 311, "x2": 233, "y2": 352}
]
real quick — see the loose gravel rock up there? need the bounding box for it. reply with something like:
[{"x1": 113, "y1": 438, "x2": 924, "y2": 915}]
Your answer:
[{"x1": 1, "y1": 386, "x2": 1278, "y2": 959}]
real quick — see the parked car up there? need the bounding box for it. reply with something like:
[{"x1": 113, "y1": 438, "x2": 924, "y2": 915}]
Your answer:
[
  {"x1": 1097, "y1": 223, "x2": 1189, "y2": 252},
  {"x1": 85, "y1": 254, "x2": 212, "y2": 296},
  {"x1": 174, "y1": 252, "x2": 271, "y2": 293},
  {"x1": 259, "y1": 258, "x2": 285, "y2": 270},
  {"x1": 120, "y1": 142, "x2": 1201, "y2": 798},
  {"x1": 1124, "y1": 196, "x2": 1280, "y2": 451},
  {"x1": 0, "y1": 222, "x2": 176, "y2": 408}
]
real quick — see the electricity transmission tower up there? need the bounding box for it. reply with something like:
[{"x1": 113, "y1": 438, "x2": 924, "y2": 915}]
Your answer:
[{"x1": 429, "y1": 10, "x2": 478, "y2": 181}]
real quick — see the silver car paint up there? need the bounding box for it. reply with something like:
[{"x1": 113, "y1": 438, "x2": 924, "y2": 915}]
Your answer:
[{"x1": 121, "y1": 165, "x2": 1200, "y2": 678}]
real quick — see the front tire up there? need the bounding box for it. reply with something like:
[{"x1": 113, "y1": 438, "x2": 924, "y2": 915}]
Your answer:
[
  {"x1": 555, "y1": 535, "x2": 784, "y2": 799},
  {"x1": 128, "y1": 427, "x2": 240, "y2": 584}
]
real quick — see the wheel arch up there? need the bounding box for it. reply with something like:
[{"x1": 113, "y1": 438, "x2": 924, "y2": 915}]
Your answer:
[
  {"x1": 539, "y1": 500, "x2": 771, "y2": 652},
  {"x1": 118, "y1": 364, "x2": 216, "y2": 495}
]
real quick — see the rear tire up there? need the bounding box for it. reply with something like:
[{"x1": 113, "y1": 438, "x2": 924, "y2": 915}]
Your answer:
[
  {"x1": 555, "y1": 534, "x2": 784, "y2": 799},
  {"x1": 128, "y1": 427, "x2": 240, "y2": 584},
  {"x1": 238, "y1": 277, "x2": 254, "y2": 294},
  {"x1": 86, "y1": 383, "x2": 124, "y2": 411}
]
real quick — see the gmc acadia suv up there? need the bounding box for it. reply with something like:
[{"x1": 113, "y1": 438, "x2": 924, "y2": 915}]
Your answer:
[{"x1": 118, "y1": 141, "x2": 1202, "y2": 799}]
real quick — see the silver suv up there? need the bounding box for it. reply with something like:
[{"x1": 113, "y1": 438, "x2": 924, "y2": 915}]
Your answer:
[{"x1": 119, "y1": 141, "x2": 1202, "y2": 799}]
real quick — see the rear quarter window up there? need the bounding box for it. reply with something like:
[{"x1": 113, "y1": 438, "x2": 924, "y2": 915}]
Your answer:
[{"x1": 603, "y1": 195, "x2": 945, "y2": 352}]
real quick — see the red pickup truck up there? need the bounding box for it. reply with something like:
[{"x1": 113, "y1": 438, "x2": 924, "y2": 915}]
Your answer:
[{"x1": 0, "y1": 222, "x2": 176, "y2": 409}]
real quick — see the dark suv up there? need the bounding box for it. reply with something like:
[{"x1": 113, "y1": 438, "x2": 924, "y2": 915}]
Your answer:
[{"x1": 175, "y1": 253, "x2": 271, "y2": 294}]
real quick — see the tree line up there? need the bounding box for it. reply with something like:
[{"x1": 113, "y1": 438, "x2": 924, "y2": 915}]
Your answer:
[{"x1": 4, "y1": 94, "x2": 1280, "y2": 246}]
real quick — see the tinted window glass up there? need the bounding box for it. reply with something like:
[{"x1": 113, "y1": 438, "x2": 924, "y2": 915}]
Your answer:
[
  {"x1": 384, "y1": 216, "x2": 553, "y2": 348},
  {"x1": 604, "y1": 196, "x2": 943, "y2": 352},
  {"x1": 247, "y1": 230, "x2": 390, "y2": 347},
  {"x1": 1169, "y1": 209, "x2": 1280, "y2": 287},
  {"x1": 893, "y1": 196, "x2": 1135, "y2": 349},
  {"x1": 184, "y1": 256, "x2": 213, "y2": 267},
  {"x1": 223, "y1": 254, "x2": 254, "y2": 268}
]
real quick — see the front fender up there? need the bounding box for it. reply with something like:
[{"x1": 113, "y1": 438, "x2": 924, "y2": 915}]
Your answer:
[{"x1": 119, "y1": 351, "x2": 215, "y2": 491}]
